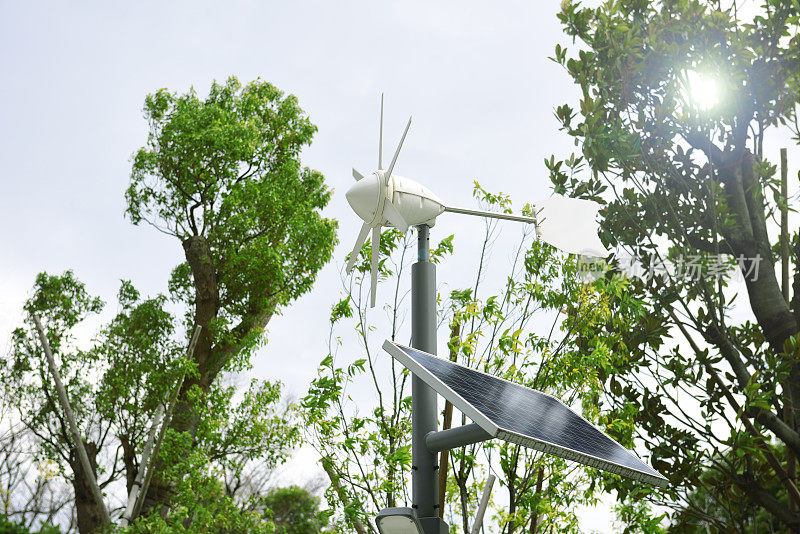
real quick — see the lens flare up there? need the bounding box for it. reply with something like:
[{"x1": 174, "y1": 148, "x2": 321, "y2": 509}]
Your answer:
[{"x1": 684, "y1": 70, "x2": 720, "y2": 111}]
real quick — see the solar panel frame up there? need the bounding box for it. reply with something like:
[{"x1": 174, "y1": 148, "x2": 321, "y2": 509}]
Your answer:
[{"x1": 383, "y1": 340, "x2": 668, "y2": 488}]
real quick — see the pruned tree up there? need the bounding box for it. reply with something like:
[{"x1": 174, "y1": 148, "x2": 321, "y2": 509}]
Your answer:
[
  {"x1": 2, "y1": 271, "x2": 300, "y2": 533},
  {"x1": 125, "y1": 76, "x2": 337, "y2": 512}
]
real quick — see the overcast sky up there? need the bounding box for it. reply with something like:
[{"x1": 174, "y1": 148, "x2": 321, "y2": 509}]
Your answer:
[
  {"x1": 0, "y1": 0, "x2": 581, "y2": 372},
  {"x1": 3, "y1": 1, "x2": 794, "y2": 530}
]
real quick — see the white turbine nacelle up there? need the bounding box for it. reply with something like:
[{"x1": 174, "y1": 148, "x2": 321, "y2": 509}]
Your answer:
[
  {"x1": 346, "y1": 171, "x2": 445, "y2": 231},
  {"x1": 346, "y1": 95, "x2": 607, "y2": 308}
]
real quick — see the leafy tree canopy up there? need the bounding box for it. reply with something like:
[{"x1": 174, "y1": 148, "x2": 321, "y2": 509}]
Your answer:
[
  {"x1": 258, "y1": 486, "x2": 329, "y2": 534},
  {"x1": 553, "y1": 0, "x2": 800, "y2": 529},
  {"x1": 2, "y1": 271, "x2": 298, "y2": 533},
  {"x1": 125, "y1": 77, "x2": 337, "y2": 512},
  {"x1": 127, "y1": 76, "x2": 337, "y2": 378}
]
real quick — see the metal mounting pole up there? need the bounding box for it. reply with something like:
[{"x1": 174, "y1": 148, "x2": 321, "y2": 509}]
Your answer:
[
  {"x1": 425, "y1": 423, "x2": 491, "y2": 453},
  {"x1": 412, "y1": 225, "x2": 447, "y2": 534}
]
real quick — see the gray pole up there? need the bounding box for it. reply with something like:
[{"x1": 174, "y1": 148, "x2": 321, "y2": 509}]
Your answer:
[
  {"x1": 412, "y1": 225, "x2": 444, "y2": 533},
  {"x1": 425, "y1": 423, "x2": 491, "y2": 453}
]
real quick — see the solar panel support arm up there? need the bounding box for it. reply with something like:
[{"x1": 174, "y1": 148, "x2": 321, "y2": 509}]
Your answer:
[{"x1": 425, "y1": 423, "x2": 492, "y2": 453}]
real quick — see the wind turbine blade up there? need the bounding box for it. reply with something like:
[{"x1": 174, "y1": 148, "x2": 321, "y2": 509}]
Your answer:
[
  {"x1": 353, "y1": 168, "x2": 364, "y2": 181},
  {"x1": 382, "y1": 200, "x2": 409, "y2": 233},
  {"x1": 379, "y1": 94, "x2": 384, "y2": 170},
  {"x1": 346, "y1": 223, "x2": 371, "y2": 274},
  {"x1": 536, "y1": 196, "x2": 607, "y2": 256},
  {"x1": 385, "y1": 115, "x2": 412, "y2": 179},
  {"x1": 370, "y1": 226, "x2": 380, "y2": 307}
]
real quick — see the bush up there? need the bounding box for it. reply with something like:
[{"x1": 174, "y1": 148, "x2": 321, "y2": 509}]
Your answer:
[
  {"x1": 0, "y1": 515, "x2": 61, "y2": 534},
  {"x1": 260, "y1": 486, "x2": 330, "y2": 534}
]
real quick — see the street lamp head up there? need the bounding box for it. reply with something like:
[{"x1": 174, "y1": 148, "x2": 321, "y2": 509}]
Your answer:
[{"x1": 375, "y1": 507, "x2": 424, "y2": 534}]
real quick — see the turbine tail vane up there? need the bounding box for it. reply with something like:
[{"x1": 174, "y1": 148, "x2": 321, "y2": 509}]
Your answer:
[{"x1": 536, "y1": 196, "x2": 607, "y2": 257}]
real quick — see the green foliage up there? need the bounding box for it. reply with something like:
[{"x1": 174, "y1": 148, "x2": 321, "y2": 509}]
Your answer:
[
  {"x1": 257, "y1": 486, "x2": 330, "y2": 534},
  {"x1": 127, "y1": 76, "x2": 337, "y2": 335},
  {"x1": 121, "y1": 377, "x2": 300, "y2": 532},
  {"x1": 21, "y1": 270, "x2": 104, "y2": 353},
  {"x1": 553, "y1": 0, "x2": 800, "y2": 529},
  {"x1": 671, "y1": 448, "x2": 792, "y2": 533},
  {"x1": 2, "y1": 271, "x2": 299, "y2": 532},
  {"x1": 2, "y1": 271, "x2": 182, "y2": 478},
  {"x1": 304, "y1": 185, "x2": 660, "y2": 532},
  {"x1": 124, "y1": 76, "x2": 337, "y2": 513},
  {"x1": 0, "y1": 515, "x2": 61, "y2": 534},
  {"x1": 303, "y1": 228, "x2": 423, "y2": 531},
  {"x1": 121, "y1": 443, "x2": 276, "y2": 534},
  {"x1": 4, "y1": 77, "x2": 338, "y2": 530}
]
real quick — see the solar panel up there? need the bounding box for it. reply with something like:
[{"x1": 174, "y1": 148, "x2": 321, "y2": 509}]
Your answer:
[{"x1": 383, "y1": 340, "x2": 667, "y2": 488}]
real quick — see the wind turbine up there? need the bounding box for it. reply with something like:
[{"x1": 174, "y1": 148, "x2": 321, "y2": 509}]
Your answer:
[
  {"x1": 346, "y1": 95, "x2": 607, "y2": 307},
  {"x1": 344, "y1": 97, "x2": 634, "y2": 534}
]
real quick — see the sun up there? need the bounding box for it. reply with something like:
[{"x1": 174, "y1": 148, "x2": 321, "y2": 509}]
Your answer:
[{"x1": 683, "y1": 69, "x2": 720, "y2": 111}]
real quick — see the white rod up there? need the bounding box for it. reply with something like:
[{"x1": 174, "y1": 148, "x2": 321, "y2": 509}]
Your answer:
[
  {"x1": 32, "y1": 315, "x2": 111, "y2": 526},
  {"x1": 119, "y1": 404, "x2": 164, "y2": 526},
  {"x1": 444, "y1": 206, "x2": 538, "y2": 225},
  {"x1": 470, "y1": 473, "x2": 495, "y2": 534},
  {"x1": 130, "y1": 325, "x2": 201, "y2": 521}
]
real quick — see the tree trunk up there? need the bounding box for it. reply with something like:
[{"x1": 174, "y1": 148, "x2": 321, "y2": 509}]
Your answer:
[
  {"x1": 142, "y1": 235, "x2": 218, "y2": 515},
  {"x1": 716, "y1": 156, "x2": 800, "y2": 529},
  {"x1": 734, "y1": 156, "x2": 800, "y2": 451},
  {"x1": 120, "y1": 433, "x2": 137, "y2": 496},
  {"x1": 528, "y1": 467, "x2": 544, "y2": 534},
  {"x1": 506, "y1": 470, "x2": 517, "y2": 534},
  {"x1": 71, "y1": 441, "x2": 102, "y2": 534},
  {"x1": 726, "y1": 156, "x2": 799, "y2": 354}
]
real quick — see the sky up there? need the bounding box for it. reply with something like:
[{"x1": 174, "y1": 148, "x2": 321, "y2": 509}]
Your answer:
[
  {"x1": 1, "y1": 1, "x2": 795, "y2": 532},
  {"x1": 0, "y1": 0, "x2": 581, "y2": 385}
]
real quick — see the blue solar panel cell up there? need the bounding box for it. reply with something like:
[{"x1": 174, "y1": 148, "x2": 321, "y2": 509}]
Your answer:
[{"x1": 383, "y1": 340, "x2": 667, "y2": 488}]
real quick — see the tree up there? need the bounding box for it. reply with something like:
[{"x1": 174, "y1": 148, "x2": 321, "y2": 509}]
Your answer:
[
  {"x1": 552, "y1": 0, "x2": 800, "y2": 528},
  {"x1": 2, "y1": 271, "x2": 299, "y2": 533},
  {"x1": 0, "y1": 513, "x2": 61, "y2": 534},
  {"x1": 125, "y1": 76, "x2": 337, "y2": 511},
  {"x1": 3, "y1": 272, "x2": 183, "y2": 532},
  {"x1": 0, "y1": 423, "x2": 70, "y2": 531},
  {"x1": 302, "y1": 185, "x2": 660, "y2": 533},
  {"x1": 257, "y1": 486, "x2": 329, "y2": 534}
]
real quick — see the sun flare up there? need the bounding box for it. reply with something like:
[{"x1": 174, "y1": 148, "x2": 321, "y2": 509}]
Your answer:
[{"x1": 683, "y1": 70, "x2": 720, "y2": 111}]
